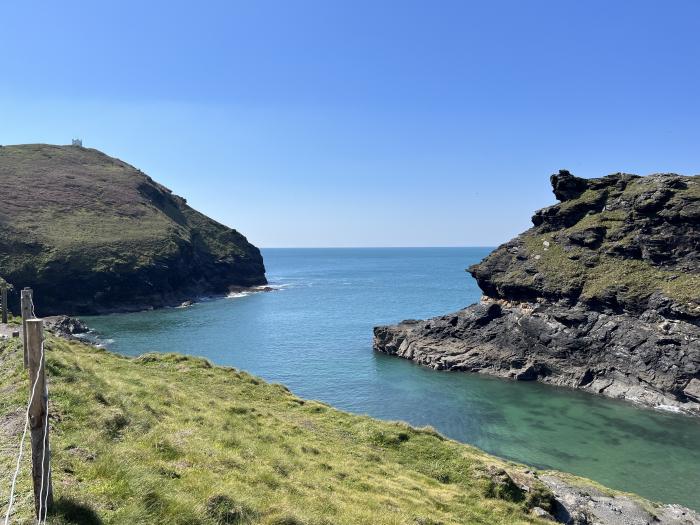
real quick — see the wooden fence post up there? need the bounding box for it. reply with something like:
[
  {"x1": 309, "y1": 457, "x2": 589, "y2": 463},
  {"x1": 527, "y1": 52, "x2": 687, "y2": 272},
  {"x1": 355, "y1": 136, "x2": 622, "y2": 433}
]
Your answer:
[
  {"x1": 21, "y1": 288, "x2": 33, "y2": 369},
  {"x1": 1, "y1": 284, "x2": 7, "y2": 324},
  {"x1": 26, "y1": 318, "x2": 53, "y2": 520}
]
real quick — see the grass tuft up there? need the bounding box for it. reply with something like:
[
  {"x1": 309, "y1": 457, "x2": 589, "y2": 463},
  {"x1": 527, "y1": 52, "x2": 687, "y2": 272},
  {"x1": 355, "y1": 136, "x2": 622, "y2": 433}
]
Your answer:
[{"x1": 205, "y1": 495, "x2": 258, "y2": 524}]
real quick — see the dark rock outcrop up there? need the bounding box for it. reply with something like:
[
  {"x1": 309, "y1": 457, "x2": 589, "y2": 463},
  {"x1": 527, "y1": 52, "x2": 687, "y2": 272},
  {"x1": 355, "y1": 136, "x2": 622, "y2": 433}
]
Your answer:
[
  {"x1": 551, "y1": 169, "x2": 589, "y2": 202},
  {"x1": 483, "y1": 466, "x2": 700, "y2": 524},
  {"x1": 374, "y1": 172, "x2": 700, "y2": 414},
  {"x1": 0, "y1": 144, "x2": 267, "y2": 315},
  {"x1": 539, "y1": 474, "x2": 700, "y2": 525},
  {"x1": 44, "y1": 315, "x2": 90, "y2": 339}
]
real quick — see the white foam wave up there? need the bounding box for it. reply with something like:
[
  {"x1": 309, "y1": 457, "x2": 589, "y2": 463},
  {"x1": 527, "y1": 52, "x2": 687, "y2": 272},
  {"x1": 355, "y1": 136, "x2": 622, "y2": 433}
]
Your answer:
[
  {"x1": 227, "y1": 291, "x2": 252, "y2": 299},
  {"x1": 656, "y1": 404, "x2": 682, "y2": 413}
]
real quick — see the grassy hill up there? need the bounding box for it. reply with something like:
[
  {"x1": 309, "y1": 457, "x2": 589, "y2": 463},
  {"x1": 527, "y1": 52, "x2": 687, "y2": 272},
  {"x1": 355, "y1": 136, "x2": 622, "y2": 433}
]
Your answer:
[
  {"x1": 0, "y1": 144, "x2": 266, "y2": 315},
  {"x1": 2, "y1": 329, "x2": 691, "y2": 525},
  {"x1": 0, "y1": 334, "x2": 553, "y2": 525}
]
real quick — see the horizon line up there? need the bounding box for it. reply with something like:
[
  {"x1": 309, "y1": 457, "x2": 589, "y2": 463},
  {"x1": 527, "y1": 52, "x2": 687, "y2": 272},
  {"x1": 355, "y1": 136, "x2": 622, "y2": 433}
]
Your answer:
[{"x1": 258, "y1": 245, "x2": 497, "y2": 249}]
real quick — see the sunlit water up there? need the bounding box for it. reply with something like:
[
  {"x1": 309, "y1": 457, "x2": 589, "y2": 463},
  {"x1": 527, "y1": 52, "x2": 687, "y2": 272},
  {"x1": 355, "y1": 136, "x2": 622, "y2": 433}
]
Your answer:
[{"x1": 83, "y1": 248, "x2": 700, "y2": 510}]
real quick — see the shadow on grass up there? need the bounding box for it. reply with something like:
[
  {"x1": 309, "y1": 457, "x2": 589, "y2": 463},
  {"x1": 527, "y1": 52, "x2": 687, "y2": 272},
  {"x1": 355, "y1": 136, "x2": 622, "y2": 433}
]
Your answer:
[{"x1": 50, "y1": 497, "x2": 102, "y2": 525}]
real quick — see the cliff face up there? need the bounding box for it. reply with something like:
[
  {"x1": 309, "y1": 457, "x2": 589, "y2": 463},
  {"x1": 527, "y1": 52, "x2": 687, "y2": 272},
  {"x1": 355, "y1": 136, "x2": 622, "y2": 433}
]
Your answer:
[
  {"x1": 0, "y1": 144, "x2": 266, "y2": 315},
  {"x1": 374, "y1": 171, "x2": 700, "y2": 414},
  {"x1": 472, "y1": 171, "x2": 698, "y2": 318}
]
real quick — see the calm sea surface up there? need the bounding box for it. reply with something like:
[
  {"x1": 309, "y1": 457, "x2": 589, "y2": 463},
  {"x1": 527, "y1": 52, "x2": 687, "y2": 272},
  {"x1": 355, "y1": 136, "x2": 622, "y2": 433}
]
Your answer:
[{"x1": 83, "y1": 248, "x2": 700, "y2": 510}]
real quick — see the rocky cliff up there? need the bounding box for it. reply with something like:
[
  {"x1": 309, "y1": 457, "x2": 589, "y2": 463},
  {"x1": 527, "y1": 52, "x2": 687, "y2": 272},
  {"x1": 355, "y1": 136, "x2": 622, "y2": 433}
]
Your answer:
[
  {"x1": 374, "y1": 171, "x2": 700, "y2": 414},
  {"x1": 0, "y1": 144, "x2": 266, "y2": 315}
]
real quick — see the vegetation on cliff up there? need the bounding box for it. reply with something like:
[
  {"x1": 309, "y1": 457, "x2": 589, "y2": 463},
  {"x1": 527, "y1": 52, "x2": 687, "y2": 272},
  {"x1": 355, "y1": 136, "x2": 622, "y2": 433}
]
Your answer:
[
  {"x1": 0, "y1": 144, "x2": 266, "y2": 315},
  {"x1": 470, "y1": 171, "x2": 699, "y2": 319}
]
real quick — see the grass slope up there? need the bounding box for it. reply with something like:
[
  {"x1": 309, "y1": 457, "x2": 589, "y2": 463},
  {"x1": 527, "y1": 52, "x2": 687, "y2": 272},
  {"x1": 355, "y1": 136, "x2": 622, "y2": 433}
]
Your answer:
[{"x1": 0, "y1": 331, "x2": 564, "y2": 525}]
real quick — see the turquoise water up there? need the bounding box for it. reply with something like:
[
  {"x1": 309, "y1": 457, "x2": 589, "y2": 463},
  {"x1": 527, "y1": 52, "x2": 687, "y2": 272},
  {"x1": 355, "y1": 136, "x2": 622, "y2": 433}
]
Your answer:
[{"x1": 83, "y1": 248, "x2": 700, "y2": 510}]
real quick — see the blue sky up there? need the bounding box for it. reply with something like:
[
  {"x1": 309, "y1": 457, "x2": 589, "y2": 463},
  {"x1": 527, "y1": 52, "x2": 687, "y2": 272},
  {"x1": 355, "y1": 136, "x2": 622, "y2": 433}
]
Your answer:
[{"x1": 1, "y1": 1, "x2": 698, "y2": 247}]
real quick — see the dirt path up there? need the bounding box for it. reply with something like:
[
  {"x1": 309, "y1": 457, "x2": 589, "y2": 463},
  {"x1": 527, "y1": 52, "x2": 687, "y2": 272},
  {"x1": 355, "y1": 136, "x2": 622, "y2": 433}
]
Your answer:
[{"x1": 0, "y1": 323, "x2": 20, "y2": 339}]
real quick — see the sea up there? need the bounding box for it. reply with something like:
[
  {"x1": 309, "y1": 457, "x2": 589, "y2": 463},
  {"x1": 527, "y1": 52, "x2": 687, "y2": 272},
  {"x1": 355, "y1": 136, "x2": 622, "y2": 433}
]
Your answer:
[{"x1": 83, "y1": 248, "x2": 700, "y2": 510}]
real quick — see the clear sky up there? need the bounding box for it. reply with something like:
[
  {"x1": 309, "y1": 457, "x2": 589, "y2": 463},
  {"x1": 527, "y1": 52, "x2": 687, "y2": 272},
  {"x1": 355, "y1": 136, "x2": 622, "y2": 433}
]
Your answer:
[{"x1": 1, "y1": 1, "x2": 698, "y2": 247}]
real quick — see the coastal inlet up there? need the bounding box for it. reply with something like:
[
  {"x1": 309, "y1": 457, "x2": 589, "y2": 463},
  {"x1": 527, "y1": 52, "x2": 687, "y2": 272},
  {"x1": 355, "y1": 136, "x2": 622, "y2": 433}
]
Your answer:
[{"x1": 83, "y1": 247, "x2": 700, "y2": 512}]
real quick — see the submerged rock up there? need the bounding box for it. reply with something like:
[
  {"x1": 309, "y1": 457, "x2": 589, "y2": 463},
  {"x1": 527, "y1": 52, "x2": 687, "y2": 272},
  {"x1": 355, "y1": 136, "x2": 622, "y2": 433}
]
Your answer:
[{"x1": 374, "y1": 172, "x2": 700, "y2": 414}]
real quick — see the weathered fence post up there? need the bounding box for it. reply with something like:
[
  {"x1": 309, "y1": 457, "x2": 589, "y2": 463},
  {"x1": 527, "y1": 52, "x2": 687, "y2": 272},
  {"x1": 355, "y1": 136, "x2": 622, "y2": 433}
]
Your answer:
[
  {"x1": 1, "y1": 284, "x2": 7, "y2": 324},
  {"x1": 26, "y1": 318, "x2": 53, "y2": 520},
  {"x1": 21, "y1": 287, "x2": 33, "y2": 369}
]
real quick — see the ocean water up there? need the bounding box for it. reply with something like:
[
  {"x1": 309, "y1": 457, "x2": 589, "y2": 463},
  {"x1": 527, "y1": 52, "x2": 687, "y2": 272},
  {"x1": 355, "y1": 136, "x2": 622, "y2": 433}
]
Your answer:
[{"x1": 83, "y1": 248, "x2": 700, "y2": 510}]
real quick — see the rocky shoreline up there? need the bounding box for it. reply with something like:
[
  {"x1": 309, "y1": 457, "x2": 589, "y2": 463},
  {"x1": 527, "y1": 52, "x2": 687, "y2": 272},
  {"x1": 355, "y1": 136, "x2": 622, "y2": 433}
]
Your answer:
[
  {"x1": 374, "y1": 297, "x2": 700, "y2": 415},
  {"x1": 536, "y1": 473, "x2": 700, "y2": 525},
  {"x1": 78, "y1": 284, "x2": 278, "y2": 314},
  {"x1": 374, "y1": 171, "x2": 699, "y2": 415},
  {"x1": 484, "y1": 466, "x2": 700, "y2": 525}
]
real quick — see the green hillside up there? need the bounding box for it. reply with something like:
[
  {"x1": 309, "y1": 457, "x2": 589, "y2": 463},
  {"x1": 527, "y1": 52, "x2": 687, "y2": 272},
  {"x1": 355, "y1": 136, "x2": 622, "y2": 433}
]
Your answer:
[
  {"x1": 0, "y1": 332, "x2": 566, "y2": 525},
  {"x1": 0, "y1": 144, "x2": 266, "y2": 315}
]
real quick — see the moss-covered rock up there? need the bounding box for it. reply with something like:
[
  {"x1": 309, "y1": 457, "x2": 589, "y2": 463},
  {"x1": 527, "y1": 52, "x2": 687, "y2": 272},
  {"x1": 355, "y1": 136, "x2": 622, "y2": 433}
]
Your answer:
[{"x1": 471, "y1": 170, "x2": 699, "y2": 317}]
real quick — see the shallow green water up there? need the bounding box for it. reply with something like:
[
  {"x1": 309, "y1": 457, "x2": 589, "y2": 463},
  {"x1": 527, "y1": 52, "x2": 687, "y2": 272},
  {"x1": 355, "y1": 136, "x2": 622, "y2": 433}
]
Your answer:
[{"x1": 84, "y1": 248, "x2": 700, "y2": 510}]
